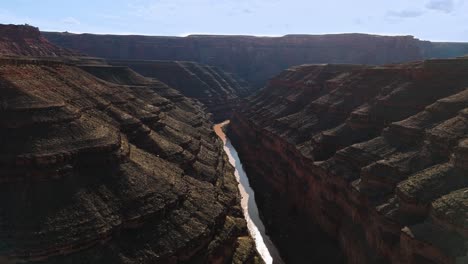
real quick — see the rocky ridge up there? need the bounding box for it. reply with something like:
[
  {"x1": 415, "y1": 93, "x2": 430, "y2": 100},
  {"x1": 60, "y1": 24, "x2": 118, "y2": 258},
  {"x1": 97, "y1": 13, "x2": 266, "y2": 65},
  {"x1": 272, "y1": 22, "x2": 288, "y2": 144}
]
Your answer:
[{"x1": 229, "y1": 58, "x2": 468, "y2": 264}]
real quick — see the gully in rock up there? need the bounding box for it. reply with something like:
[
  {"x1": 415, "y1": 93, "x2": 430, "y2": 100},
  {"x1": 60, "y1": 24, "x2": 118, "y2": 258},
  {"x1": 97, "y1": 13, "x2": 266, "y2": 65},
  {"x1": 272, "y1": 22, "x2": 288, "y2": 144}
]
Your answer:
[{"x1": 214, "y1": 121, "x2": 285, "y2": 264}]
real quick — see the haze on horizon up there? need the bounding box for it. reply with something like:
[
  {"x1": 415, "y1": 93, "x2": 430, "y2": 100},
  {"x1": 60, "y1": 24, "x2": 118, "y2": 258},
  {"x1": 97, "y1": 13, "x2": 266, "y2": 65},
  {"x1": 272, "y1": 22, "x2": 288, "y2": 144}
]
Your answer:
[{"x1": 0, "y1": 0, "x2": 467, "y2": 42}]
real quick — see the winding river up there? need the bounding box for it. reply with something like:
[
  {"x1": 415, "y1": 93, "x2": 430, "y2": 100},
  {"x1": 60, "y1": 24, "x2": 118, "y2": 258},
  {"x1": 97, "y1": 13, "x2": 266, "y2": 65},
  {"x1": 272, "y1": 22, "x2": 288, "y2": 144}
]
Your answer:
[{"x1": 214, "y1": 121, "x2": 284, "y2": 264}]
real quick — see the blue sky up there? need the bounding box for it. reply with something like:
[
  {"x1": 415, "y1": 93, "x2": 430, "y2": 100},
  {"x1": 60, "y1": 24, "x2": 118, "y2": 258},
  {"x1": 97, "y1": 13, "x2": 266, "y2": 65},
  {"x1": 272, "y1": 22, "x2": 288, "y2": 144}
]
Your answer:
[{"x1": 0, "y1": 0, "x2": 467, "y2": 41}]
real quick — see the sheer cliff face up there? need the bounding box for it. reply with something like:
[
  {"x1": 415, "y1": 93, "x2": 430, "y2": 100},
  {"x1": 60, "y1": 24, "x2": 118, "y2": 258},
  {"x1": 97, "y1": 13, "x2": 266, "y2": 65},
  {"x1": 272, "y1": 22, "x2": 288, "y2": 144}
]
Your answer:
[
  {"x1": 109, "y1": 60, "x2": 253, "y2": 122},
  {"x1": 229, "y1": 59, "x2": 468, "y2": 264},
  {"x1": 0, "y1": 25, "x2": 77, "y2": 57},
  {"x1": 0, "y1": 58, "x2": 262, "y2": 264},
  {"x1": 43, "y1": 32, "x2": 432, "y2": 88}
]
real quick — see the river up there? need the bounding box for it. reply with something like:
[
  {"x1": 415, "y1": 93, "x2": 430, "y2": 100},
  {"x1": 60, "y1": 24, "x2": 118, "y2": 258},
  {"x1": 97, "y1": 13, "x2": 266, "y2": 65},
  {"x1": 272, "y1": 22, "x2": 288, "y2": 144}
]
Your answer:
[{"x1": 214, "y1": 121, "x2": 284, "y2": 264}]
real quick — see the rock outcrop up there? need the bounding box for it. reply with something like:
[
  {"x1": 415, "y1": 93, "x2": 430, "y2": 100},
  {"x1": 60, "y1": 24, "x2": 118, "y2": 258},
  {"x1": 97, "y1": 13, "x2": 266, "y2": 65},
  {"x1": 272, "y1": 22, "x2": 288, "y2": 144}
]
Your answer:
[
  {"x1": 109, "y1": 60, "x2": 252, "y2": 122},
  {"x1": 229, "y1": 58, "x2": 468, "y2": 263},
  {"x1": 0, "y1": 56, "x2": 263, "y2": 263},
  {"x1": 43, "y1": 32, "x2": 468, "y2": 88},
  {"x1": 0, "y1": 24, "x2": 77, "y2": 57}
]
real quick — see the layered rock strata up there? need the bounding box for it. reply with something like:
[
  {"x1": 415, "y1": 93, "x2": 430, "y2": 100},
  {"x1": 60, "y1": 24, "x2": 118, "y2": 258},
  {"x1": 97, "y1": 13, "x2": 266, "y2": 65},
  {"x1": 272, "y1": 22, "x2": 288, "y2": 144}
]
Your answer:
[
  {"x1": 109, "y1": 60, "x2": 252, "y2": 121},
  {"x1": 0, "y1": 57, "x2": 262, "y2": 263},
  {"x1": 229, "y1": 58, "x2": 468, "y2": 264},
  {"x1": 43, "y1": 32, "x2": 438, "y2": 88}
]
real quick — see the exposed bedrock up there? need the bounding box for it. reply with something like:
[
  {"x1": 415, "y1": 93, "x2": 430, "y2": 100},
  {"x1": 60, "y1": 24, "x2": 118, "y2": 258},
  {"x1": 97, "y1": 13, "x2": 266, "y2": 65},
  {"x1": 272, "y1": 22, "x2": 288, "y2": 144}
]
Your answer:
[
  {"x1": 108, "y1": 60, "x2": 253, "y2": 122},
  {"x1": 43, "y1": 31, "x2": 468, "y2": 88},
  {"x1": 229, "y1": 58, "x2": 468, "y2": 264},
  {"x1": 0, "y1": 57, "x2": 263, "y2": 263}
]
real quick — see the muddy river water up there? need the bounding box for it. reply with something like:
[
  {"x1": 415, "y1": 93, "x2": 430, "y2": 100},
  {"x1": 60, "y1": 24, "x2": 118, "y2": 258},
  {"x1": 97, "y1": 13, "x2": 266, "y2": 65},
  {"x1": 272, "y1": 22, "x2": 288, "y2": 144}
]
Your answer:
[{"x1": 214, "y1": 121, "x2": 284, "y2": 264}]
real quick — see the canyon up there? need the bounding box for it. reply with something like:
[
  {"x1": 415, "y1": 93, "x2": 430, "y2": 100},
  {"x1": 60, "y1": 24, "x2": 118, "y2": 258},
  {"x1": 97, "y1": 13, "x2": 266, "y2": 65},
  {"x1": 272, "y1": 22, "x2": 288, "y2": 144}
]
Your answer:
[
  {"x1": 43, "y1": 32, "x2": 468, "y2": 88},
  {"x1": 1, "y1": 22, "x2": 467, "y2": 264},
  {"x1": 0, "y1": 24, "x2": 263, "y2": 263},
  {"x1": 228, "y1": 60, "x2": 468, "y2": 263}
]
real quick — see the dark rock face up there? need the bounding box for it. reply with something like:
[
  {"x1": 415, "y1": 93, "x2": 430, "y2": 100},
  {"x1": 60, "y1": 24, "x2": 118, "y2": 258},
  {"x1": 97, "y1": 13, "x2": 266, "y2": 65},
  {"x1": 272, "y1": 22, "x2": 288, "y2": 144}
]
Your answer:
[
  {"x1": 43, "y1": 32, "x2": 463, "y2": 88},
  {"x1": 109, "y1": 60, "x2": 252, "y2": 122},
  {"x1": 0, "y1": 24, "x2": 77, "y2": 57},
  {"x1": 0, "y1": 56, "x2": 263, "y2": 263},
  {"x1": 229, "y1": 59, "x2": 468, "y2": 264}
]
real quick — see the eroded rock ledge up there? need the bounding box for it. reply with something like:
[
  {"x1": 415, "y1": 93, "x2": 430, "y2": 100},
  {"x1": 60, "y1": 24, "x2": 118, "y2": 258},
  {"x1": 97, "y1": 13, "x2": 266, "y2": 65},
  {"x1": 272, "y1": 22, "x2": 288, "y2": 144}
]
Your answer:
[
  {"x1": 229, "y1": 59, "x2": 468, "y2": 264},
  {"x1": 0, "y1": 57, "x2": 262, "y2": 263}
]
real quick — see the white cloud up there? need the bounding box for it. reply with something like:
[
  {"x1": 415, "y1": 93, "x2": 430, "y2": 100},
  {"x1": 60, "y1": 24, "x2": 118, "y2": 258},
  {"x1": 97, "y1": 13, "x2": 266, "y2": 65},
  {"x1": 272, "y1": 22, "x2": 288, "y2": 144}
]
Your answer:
[
  {"x1": 426, "y1": 0, "x2": 455, "y2": 13},
  {"x1": 387, "y1": 9, "x2": 424, "y2": 18},
  {"x1": 62, "y1": 17, "x2": 80, "y2": 25}
]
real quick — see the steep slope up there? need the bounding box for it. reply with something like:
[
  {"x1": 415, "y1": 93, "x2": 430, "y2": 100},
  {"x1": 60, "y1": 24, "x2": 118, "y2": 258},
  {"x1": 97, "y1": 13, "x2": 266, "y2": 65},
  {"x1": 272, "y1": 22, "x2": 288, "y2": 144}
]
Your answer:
[
  {"x1": 0, "y1": 24, "x2": 77, "y2": 57},
  {"x1": 43, "y1": 32, "x2": 436, "y2": 88},
  {"x1": 109, "y1": 60, "x2": 252, "y2": 121},
  {"x1": 229, "y1": 58, "x2": 468, "y2": 264},
  {"x1": 0, "y1": 57, "x2": 262, "y2": 263}
]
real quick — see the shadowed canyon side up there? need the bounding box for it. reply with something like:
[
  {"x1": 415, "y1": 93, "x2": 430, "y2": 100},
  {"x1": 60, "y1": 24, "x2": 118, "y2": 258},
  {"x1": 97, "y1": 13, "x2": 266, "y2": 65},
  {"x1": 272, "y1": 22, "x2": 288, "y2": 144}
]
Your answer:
[
  {"x1": 0, "y1": 26, "x2": 264, "y2": 263},
  {"x1": 229, "y1": 59, "x2": 468, "y2": 264},
  {"x1": 43, "y1": 32, "x2": 468, "y2": 88},
  {"x1": 109, "y1": 60, "x2": 253, "y2": 122}
]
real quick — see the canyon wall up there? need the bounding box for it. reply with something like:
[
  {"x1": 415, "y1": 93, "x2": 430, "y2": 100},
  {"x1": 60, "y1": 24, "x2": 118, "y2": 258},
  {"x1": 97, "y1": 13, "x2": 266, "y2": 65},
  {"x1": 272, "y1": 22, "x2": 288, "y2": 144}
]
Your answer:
[
  {"x1": 229, "y1": 59, "x2": 468, "y2": 263},
  {"x1": 42, "y1": 32, "x2": 462, "y2": 88},
  {"x1": 0, "y1": 25, "x2": 263, "y2": 263},
  {"x1": 109, "y1": 60, "x2": 252, "y2": 122}
]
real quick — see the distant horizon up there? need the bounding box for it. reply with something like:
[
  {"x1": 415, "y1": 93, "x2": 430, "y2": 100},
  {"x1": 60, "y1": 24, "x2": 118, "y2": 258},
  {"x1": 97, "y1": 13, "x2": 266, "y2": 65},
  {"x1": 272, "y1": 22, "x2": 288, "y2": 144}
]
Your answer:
[
  {"x1": 4, "y1": 22, "x2": 468, "y2": 43},
  {"x1": 1, "y1": 0, "x2": 467, "y2": 42},
  {"x1": 39, "y1": 28, "x2": 467, "y2": 43},
  {"x1": 44, "y1": 30, "x2": 420, "y2": 39}
]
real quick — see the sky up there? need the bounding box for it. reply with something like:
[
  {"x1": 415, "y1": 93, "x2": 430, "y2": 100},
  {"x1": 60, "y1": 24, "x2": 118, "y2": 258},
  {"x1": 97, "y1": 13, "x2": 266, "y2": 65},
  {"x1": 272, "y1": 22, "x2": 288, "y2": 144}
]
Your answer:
[{"x1": 0, "y1": 0, "x2": 467, "y2": 41}]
